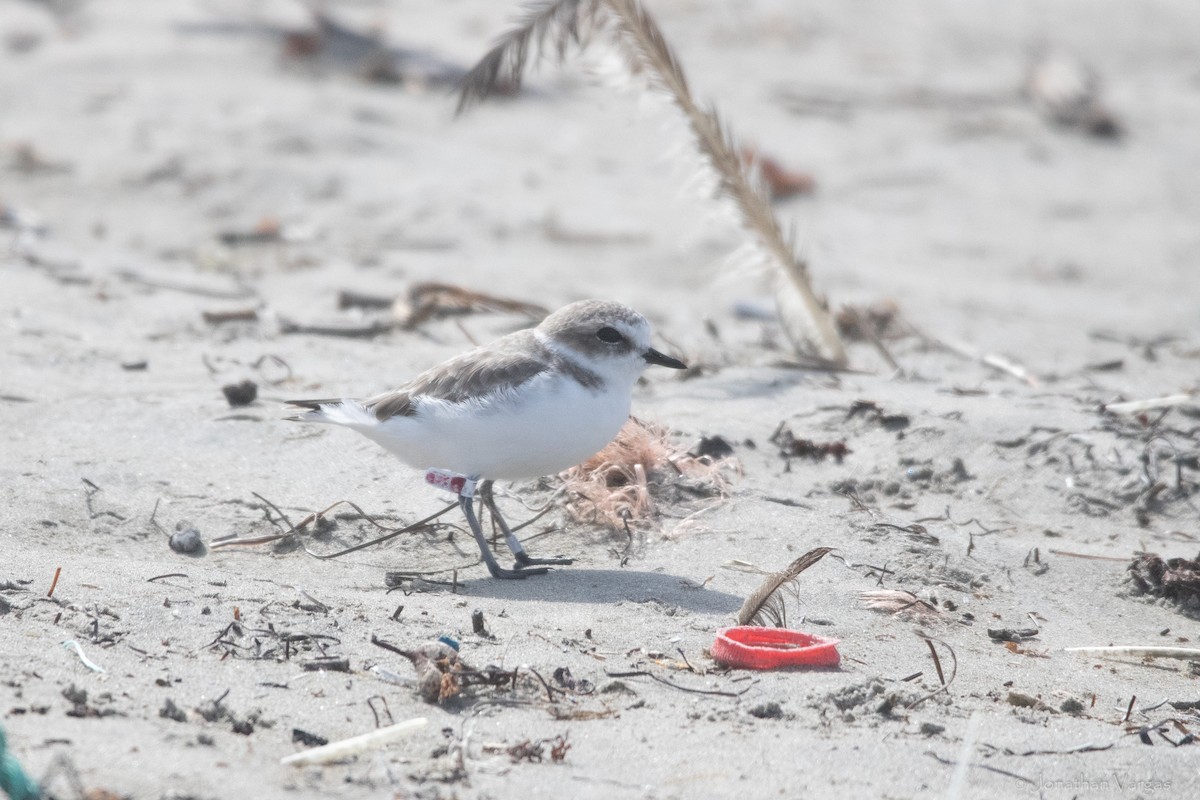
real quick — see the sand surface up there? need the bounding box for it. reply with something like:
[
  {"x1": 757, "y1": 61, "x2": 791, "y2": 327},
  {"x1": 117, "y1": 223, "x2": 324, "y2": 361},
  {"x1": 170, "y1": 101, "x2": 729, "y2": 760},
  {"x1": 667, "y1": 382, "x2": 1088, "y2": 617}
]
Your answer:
[{"x1": 2, "y1": 1, "x2": 1199, "y2": 798}]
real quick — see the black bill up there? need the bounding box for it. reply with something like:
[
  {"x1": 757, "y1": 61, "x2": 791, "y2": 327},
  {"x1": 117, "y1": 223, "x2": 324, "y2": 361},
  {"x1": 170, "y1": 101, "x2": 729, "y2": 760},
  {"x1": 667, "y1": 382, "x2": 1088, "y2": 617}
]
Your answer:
[{"x1": 643, "y1": 348, "x2": 687, "y2": 369}]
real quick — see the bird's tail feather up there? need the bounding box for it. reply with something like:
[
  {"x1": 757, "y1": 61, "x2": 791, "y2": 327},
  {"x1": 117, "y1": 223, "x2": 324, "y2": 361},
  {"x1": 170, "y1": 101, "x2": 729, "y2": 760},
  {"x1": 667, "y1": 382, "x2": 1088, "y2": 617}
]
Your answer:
[{"x1": 284, "y1": 399, "x2": 375, "y2": 426}]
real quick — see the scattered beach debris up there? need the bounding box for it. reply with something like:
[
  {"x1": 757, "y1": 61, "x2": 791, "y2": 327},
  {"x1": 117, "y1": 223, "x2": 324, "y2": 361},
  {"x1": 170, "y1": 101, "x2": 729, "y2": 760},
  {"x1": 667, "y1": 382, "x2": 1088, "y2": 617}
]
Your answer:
[
  {"x1": 280, "y1": 11, "x2": 494, "y2": 92},
  {"x1": 292, "y1": 728, "x2": 328, "y2": 748},
  {"x1": 859, "y1": 589, "x2": 944, "y2": 621},
  {"x1": 987, "y1": 627, "x2": 1040, "y2": 643},
  {"x1": 176, "y1": 8, "x2": 494, "y2": 93},
  {"x1": 371, "y1": 635, "x2": 518, "y2": 705},
  {"x1": 471, "y1": 609, "x2": 490, "y2": 638},
  {"x1": 689, "y1": 435, "x2": 735, "y2": 460},
  {"x1": 204, "y1": 616, "x2": 343, "y2": 664},
  {"x1": 168, "y1": 521, "x2": 204, "y2": 554},
  {"x1": 736, "y1": 547, "x2": 833, "y2": 627},
  {"x1": 395, "y1": 282, "x2": 549, "y2": 330},
  {"x1": 488, "y1": 734, "x2": 571, "y2": 764},
  {"x1": 748, "y1": 701, "x2": 785, "y2": 719},
  {"x1": 194, "y1": 691, "x2": 270, "y2": 736},
  {"x1": 202, "y1": 308, "x2": 259, "y2": 325},
  {"x1": 277, "y1": 317, "x2": 397, "y2": 339},
  {"x1": 562, "y1": 417, "x2": 734, "y2": 533},
  {"x1": 159, "y1": 699, "x2": 187, "y2": 723},
  {"x1": 769, "y1": 424, "x2": 850, "y2": 463},
  {"x1": 846, "y1": 400, "x2": 910, "y2": 431},
  {"x1": 835, "y1": 301, "x2": 906, "y2": 370},
  {"x1": 1006, "y1": 691, "x2": 1054, "y2": 711},
  {"x1": 278, "y1": 282, "x2": 546, "y2": 340},
  {"x1": 62, "y1": 684, "x2": 118, "y2": 719},
  {"x1": 836, "y1": 301, "x2": 902, "y2": 343},
  {"x1": 215, "y1": 220, "x2": 280, "y2": 246},
  {"x1": 552, "y1": 667, "x2": 593, "y2": 694},
  {"x1": 337, "y1": 290, "x2": 394, "y2": 311},
  {"x1": 1126, "y1": 552, "x2": 1200, "y2": 617},
  {"x1": 221, "y1": 379, "x2": 258, "y2": 407}
]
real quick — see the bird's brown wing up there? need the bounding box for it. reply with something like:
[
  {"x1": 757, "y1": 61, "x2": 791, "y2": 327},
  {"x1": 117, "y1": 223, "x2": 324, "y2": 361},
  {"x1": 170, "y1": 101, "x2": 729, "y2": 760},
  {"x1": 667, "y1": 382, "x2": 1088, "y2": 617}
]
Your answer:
[{"x1": 365, "y1": 330, "x2": 551, "y2": 421}]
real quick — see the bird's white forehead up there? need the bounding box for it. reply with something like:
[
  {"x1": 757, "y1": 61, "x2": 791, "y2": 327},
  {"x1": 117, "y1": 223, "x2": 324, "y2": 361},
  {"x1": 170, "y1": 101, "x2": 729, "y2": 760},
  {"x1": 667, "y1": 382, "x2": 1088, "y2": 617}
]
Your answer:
[{"x1": 537, "y1": 300, "x2": 650, "y2": 340}]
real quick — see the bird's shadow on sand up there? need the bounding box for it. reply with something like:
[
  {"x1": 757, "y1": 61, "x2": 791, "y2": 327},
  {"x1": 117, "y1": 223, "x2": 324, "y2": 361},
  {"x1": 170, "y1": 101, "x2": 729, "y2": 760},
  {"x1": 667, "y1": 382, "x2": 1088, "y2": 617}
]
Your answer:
[{"x1": 456, "y1": 568, "x2": 742, "y2": 614}]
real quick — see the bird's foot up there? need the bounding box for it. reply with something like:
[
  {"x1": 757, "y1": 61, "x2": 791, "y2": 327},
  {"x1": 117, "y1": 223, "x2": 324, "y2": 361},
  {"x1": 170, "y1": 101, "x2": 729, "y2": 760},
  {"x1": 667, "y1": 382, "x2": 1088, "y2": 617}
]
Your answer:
[
  {"x1": 513, "y1": 553, "x2": 574, "y2": 567},
  {"x1": 486, "y1": 562, "x2": 551, "y2": 579}
]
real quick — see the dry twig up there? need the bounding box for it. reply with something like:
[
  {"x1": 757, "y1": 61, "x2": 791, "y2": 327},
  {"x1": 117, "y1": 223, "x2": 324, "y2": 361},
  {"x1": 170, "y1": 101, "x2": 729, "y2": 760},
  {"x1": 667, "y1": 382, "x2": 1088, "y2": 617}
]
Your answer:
[
  {"x1": 395, "y1": 282, "x2": 548, "y2": 329},
  {"x1": 907, "y1": 633, "x2": 957, "y2": 709},
  {"x1": 1064, "y1": 646, "x2": 1200, "y2": 662}
]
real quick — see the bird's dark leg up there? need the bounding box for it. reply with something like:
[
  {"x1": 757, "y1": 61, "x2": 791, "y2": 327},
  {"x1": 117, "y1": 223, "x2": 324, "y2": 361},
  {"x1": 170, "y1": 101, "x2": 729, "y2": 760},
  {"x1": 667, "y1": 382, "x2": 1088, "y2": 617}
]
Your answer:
[
  {"x1": 479, "y1": 480, "x2": 574, "y2": 568},
  {"x1": 458, "y1": 491, "x2": 548, "y2": 579}
]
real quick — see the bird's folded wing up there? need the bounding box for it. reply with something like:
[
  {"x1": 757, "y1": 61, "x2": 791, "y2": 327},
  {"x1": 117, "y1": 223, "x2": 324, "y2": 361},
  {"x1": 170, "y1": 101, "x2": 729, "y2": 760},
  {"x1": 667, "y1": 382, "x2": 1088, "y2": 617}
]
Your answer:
[{"x1": 366, "y1": 334, "x2": 551, "y2": 421}]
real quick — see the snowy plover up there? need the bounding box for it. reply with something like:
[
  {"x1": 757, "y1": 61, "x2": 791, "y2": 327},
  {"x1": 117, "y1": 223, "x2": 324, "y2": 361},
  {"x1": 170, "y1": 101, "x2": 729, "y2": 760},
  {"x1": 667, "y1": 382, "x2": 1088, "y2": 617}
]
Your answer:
[{"x1": 286, "y1": 300, "x2": 686, "y2": 578}]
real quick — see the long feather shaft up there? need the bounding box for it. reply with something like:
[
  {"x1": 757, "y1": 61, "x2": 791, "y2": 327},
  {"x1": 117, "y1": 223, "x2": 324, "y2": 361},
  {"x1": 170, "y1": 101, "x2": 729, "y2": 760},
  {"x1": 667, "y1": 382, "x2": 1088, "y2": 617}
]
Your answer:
[
  {"x1": 602, "y1": 0, "x2": 846, "y2": 364},
  {"x1": 737, "y1": 547, "x2": 833, "y2": 626}
]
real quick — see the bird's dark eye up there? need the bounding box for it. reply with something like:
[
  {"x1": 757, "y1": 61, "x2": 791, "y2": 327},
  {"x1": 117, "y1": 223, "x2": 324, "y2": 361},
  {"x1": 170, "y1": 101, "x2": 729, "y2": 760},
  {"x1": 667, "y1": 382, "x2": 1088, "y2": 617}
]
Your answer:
[{"x1": 596, "y1": 326, "x2": 624, "y2": 344}]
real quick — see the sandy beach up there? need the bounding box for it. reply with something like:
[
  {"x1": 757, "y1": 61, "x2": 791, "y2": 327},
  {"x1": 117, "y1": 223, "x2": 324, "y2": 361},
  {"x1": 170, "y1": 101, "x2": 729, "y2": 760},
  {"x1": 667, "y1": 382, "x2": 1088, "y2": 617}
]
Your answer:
[{"x1": 2, "y1": 1, "x2": 1199, "y2": 798}]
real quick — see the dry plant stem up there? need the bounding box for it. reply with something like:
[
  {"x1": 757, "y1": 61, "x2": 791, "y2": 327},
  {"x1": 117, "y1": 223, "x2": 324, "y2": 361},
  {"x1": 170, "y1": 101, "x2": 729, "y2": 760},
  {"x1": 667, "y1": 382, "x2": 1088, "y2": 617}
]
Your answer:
[
  {"x1": 602, "y1": 0, "x2": 845, "y2": 365},
  {"x1": 210, "y1": 496, "x2": 460, "y2": 558},
  {"x1": 457, "y1": 0, "x2": 847, "y2": 365},
  {"x1": 926, "y1": 638, "x2": 946, "y2": 686},
  {"x1": 202, "y1": 308, "x2": 258, "y2": 324},
  {"x1": 1100, "y1": 394, "x2": 1196, "y2": 415},
  {"x1": 1046, "y1": 549, "x2": 1130, "y2": 562},
  {"x1": 928, "y1": 749, "x2": 1034, "y2": 787},
  {"x1": 908, "y1": 322, "x2": 1038, "y2": 387},
  {"x1": 907, "y1": 633, "x2": 957, "y2": 709},
  {"x1": 849, "y1": 308, "x2": 900, "y2": 372},
  {"x1": 947, "y1": 340, "x2": 1036, "y2": 386},
  {"x1": 1064, "y1": 646, "x2": 1200, "y2": 661},
  {"x1": 278, "y1": 317, "x2": 397, "y2": 339},
  {"x1": 279, "y1": 717, "x2": 428, "y2": 766},
  {"x1": 604, "y1": 669, "x2": 749, "y2": 697}
]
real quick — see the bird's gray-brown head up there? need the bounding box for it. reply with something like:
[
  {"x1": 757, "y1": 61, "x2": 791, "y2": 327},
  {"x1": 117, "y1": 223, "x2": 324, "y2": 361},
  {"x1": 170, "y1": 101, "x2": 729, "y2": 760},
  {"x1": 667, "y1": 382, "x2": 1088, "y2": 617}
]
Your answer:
[{"x1": 536, "y1": 300, "x2": 686, "y2": 388}]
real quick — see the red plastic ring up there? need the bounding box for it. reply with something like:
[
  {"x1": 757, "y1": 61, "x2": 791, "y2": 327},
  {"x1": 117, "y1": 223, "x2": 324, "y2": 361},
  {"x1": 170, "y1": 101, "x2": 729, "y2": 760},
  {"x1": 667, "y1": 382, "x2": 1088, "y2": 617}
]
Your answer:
[{"x1": 711, "y1": 626, "x2": 840, "y2": 670}]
